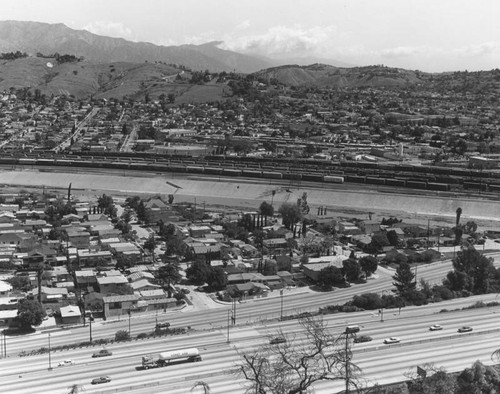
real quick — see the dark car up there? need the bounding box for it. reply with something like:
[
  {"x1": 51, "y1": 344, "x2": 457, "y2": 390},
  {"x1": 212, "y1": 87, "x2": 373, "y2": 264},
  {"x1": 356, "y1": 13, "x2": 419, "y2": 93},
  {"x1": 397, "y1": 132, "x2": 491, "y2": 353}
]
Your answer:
[
  {"x1": 92, "y1": 349, "x2": 112, "y2": 358},
  {"x1": 458, "y1": 326, "x2": 473, "y2": 333},
  {"x1": 270, "y1": 337, "x2": 286, "y2": 345},
  {"x1": 91, "y1": 376, "x2": 111, "y2": 385},
  {"x1": 354, "y1": 335, "x2": 373, "y2": 343},
  {"x1": 156, "y1": 322, "x2": 170, "y2": 329}
]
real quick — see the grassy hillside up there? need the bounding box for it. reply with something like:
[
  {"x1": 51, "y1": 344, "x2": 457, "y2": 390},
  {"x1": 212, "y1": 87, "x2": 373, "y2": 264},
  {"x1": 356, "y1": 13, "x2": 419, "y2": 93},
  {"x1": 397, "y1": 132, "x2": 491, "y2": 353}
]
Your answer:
[{"x1": 0, "y1": 57, "x2": 230, "y2": 103}]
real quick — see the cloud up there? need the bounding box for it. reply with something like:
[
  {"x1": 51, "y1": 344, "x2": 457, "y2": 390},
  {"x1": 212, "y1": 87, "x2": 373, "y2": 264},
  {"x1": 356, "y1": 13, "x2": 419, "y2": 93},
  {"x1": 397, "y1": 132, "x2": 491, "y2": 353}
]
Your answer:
[
  {"x1": 453, "y1": 41, "x2": 500, "y2": 57},
  {"x1": 83, "y1": 21, "x2": 136, "y2": 41},
  {"x1": 381, "y1": 46, "x2": 429, "y2": 58},
  {"x1": 222, "y1": 25, "x2": 337, "y2": 57},
  {"x1": 235, "y1": 20, "x2": 251, "y2": 30}
]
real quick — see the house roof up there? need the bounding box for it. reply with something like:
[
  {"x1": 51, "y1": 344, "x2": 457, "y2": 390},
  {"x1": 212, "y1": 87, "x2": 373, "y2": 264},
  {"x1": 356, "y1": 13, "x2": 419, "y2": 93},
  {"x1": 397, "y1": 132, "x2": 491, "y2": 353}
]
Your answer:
[
  {"x1": 60, "y1": 305, "x2": 81, "y2": 318},
  {"x1": 102, "y1": 294, "x2": 139, "y2": 303},
  {"x1": 97, "y1": 275, "x2": 129, "y2": 285}
]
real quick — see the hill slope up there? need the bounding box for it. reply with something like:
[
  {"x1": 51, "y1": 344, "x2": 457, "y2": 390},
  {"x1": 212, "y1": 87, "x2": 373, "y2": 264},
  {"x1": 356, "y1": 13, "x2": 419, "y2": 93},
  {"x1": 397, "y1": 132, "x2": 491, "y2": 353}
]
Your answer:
[{"x1": 254, "y1": 63, "x2": 425, "y2": 87}]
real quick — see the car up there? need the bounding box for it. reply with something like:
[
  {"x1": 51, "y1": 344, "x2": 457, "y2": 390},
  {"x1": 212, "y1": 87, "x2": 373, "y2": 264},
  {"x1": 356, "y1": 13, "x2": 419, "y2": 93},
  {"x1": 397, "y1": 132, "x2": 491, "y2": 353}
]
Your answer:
[
  {"x1": 91, "y1": 376, "x2": 111, "y2": 385},
  {"x1": 458, "y1": 326, "x2": 473, "y2": 333},
  {"x1": 429, "y1": 324, "x2": 443, "y2": 331},
  {"x1": 156, "y1": 322, "x2": 170, "y2": 329},
  {"x1": 92, "y1": 349, "x2": 112, "y2": 357},
  {"x1": 270, "y1": 337, "x2": 287, "y2": 345},
  {"x1": 383, "y1": 337, "x2": 401, "y2": 344},
  {"x1": 353, "y1": 335, "x2": 373, "y2": 343},
  {"x1": 58, "y1": 359, "x2": 74, "y2": 367}
]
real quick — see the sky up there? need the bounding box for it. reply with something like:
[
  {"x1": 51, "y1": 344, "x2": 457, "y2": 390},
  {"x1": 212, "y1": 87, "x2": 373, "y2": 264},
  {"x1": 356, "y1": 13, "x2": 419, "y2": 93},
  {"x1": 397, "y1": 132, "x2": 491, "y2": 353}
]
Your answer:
[{"x1": 2, "y1": 0, "x2": 500, "y2": 72}]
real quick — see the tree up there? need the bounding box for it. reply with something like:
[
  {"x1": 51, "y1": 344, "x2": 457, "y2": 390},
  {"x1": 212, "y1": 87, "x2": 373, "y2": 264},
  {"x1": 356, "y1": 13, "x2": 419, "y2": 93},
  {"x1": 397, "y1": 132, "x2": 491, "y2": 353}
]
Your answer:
[
  {"x1": 158, "y1": 260, "x2": 182, "y2": 297},
  {"x1": 456, "y1": 361, "x2": 500, "y2": 394},
  {"x1": 444, "y1": 245, "x2": 496, "y2": 294},
  {"x1": 207, "y1": 266, "x2": 227, "y2": 291},
  {"x1": 238, "y1": 316, "x2": 361, "y2": 394},
  {"x1": 259, "y1": 201, "x2": 274, "y2": 217},
  {"x1": 143, "y1": 234, "x2": 157, "y2": 261},
  {"x1": 16, "y1": 299, "x2": 45, "y2": 330},
  {"x1": 278, "y1": 203, "x2": 303, "y2": 231},
  {"x1": 392, "y1": 262, "x2": 416, "y2": 298},
  {"x1": 186, "y1": 259, "x2": 211, "y2": 285},
  {"x1": 360, "y1": 256, "x2": 378, "y2": 276},
  {"x1": 318, "y1": 266, "x2": 345, "y2": 289},
  {"x1": 406, "y1": 363, "x2": 457, "y2": 394},
  {"x1": 97, "y1": 194, "x2": 116, "y2": 217},
  {"x1": 7, "y1": 276, "x2": 32, "y2": 292},
  {"x1": 342, "y1": 259, "x2": 362, "y2": 282}
]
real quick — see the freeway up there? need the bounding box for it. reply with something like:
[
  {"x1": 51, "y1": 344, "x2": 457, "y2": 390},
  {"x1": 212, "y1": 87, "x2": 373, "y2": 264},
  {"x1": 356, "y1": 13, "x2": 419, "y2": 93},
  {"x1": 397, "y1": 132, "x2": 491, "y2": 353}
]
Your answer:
[{"x1": 2, "y1": 296, "x2": 500, "y2": 393}]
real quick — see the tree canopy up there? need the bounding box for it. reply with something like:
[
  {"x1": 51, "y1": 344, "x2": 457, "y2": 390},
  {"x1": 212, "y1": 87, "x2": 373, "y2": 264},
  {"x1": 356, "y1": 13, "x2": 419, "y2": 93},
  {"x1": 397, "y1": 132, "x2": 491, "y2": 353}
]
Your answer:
[{"x1": 16, "y1": 299, "x2": 45, "y2": 330}]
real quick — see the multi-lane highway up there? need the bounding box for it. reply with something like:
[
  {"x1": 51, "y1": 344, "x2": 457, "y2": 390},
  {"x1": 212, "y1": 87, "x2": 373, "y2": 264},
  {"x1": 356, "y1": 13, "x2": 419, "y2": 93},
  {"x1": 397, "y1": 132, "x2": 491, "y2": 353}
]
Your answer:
[{"x1": 2, "y1": 253, "x2": 500, "y2": 393}]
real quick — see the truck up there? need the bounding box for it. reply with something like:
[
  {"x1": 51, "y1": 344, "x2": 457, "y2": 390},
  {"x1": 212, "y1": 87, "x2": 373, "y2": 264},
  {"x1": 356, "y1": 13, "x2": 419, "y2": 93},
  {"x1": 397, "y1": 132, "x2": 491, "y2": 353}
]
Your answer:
[{"x1": 141, "y1": 348, "x2": 202, "y2": 369}]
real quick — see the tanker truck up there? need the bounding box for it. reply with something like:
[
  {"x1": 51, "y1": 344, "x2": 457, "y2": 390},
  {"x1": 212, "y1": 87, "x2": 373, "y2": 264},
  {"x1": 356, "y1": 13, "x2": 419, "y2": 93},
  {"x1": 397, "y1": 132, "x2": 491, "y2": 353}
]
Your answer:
[{"x1": 142, "y1": 347, "x2": 202, "y2": 369}]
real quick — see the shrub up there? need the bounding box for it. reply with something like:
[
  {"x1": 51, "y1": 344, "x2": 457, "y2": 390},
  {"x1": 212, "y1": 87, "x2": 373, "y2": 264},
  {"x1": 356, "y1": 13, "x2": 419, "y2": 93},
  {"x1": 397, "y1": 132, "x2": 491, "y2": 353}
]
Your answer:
[{"x1": 115, "y1": 330, "x2": 130, "y2": 341}]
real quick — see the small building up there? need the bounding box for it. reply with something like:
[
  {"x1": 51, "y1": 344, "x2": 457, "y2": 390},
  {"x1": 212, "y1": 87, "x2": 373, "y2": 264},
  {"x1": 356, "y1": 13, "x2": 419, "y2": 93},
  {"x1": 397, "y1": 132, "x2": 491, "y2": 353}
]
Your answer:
[
  {"x1": 102, "y1": 294, "x2": 139, "y2": 319},
  {"x1": 59, "y1": 305, "x2": 82, "y2": 325}
]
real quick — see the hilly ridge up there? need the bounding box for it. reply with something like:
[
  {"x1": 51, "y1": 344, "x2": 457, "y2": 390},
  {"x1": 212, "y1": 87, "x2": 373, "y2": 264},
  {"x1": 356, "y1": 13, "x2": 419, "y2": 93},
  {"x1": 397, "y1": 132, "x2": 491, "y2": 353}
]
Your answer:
[{"x1": 0, "y1": 20, "x2": 272, "y2": 73}]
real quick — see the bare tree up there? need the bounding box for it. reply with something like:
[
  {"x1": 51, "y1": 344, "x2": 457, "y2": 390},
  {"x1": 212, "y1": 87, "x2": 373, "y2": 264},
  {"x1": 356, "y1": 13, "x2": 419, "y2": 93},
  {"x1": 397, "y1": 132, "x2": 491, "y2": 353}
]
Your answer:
[{"x1": 238, "y1": 316, "x2": 361, "y2": 394}]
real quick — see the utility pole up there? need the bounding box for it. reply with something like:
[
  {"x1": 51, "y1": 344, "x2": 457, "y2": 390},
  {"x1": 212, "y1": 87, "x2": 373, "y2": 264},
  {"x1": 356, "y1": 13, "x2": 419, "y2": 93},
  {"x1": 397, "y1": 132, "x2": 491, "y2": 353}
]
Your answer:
[
  {"x1": 280, "y1": 288, "x2": 284, "y2": 321},
  {"x1": 344, "y1": 325, "x2": 359, "y2": 394},
  {"x1": 227, "y1": 310, "x2": 230, "y2": 343},
  {"x1": 345, "y1": 332, "x2": 350, "y2": 394},
  {"x1": 48, "y1": 333, "x2": 52, "y2": 370}
]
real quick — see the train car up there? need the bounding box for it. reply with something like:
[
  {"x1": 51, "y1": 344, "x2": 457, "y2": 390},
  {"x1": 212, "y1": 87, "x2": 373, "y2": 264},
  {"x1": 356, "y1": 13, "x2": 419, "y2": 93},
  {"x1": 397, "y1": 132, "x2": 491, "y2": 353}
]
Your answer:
[
  {"x1": 262, "y1": 171, "x2": 283, "y2": 180},
  {"x1": 204, "y1": 167, "x2": 223, "y2": 176},
  {"x1": 488, "y1": 183, "x2": 500, "y2": 192},
  {"x1": 108, "y1": 161, "x2": 130, "y2": 170},
  {"x1": 463, "y1": 181, "x2": 487, "y2": 191},
  {"x1": 222, "y1": 168, "x2": 242, "y2": 177},
  {"x1": 434, "y1": 176, "x2": 460, "y2": 184},
  {"x1": 323, "y1": 175, "x2": 344, "y2": 183},
  {"x1": 302, "y1": 173, "x2": 324, "y2": 182},
  {"x1": 386, "y1": 178, "x2": 406, "y2": 188},
  {"x1": 427, "y1": 182, "x2": 450, "y2": 191},
  {"x1": 406, "y1": 180, "x2": 428, "y2": 190},
  {"x1": 0, "y1": 156, "x2": 18, "y2": 165},
  {"x1": 37, "y1": 158, "x2": 56, "y2": 166},
  {"x1": 168, "y1": 164, "x2": 187, "y2": 173},
  {"x1": 242, "y1": 169, "x2": 262, "y2": 178},
  {"x1": 186, "y1": 166, "x2": 205, "y2": 174},
  {"x1": 345, "y1": 175, "x2": 366, "y2": 184},
  {"x1": 365, "y1": 177, "x2": 386, "y2": 186},
  {"x1": 18, "y1": 158, "x2": 36, "y2": 165},
  {"x1": 282, "y1": 172, "x2": 302, "y2": 181}
]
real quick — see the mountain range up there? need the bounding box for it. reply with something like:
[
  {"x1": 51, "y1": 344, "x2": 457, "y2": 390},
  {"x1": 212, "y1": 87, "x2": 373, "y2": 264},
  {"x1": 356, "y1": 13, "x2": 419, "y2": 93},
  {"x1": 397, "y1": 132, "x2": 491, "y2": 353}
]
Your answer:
[{"x1": 0, "y1": 20, "x2": 274, "y2": 74}]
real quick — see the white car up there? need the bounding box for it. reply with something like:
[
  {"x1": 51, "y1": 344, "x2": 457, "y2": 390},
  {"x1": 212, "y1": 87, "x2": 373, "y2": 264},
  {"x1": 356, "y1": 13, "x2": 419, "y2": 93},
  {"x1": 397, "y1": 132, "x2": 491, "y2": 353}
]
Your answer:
[
  {"x1": 429, "y1": 324, "x2": 443, "y2": 331},
  {"x1": 58, "y1": 359, "x2": 74, "y2": 367},
  {"x1": 383, "y1": 337, "x2": 401, "y2": 344}
]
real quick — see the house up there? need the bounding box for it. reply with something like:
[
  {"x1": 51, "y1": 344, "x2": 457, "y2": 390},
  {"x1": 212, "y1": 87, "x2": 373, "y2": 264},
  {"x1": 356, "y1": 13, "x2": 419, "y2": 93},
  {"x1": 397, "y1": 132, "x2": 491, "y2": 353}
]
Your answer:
[
  {"x1": 130, "y1": 279, "x2": 161, "y2": 292},
  {"x1": 302, "y1": 255, "x2": 349, "y2": 282},
  {"x1": 75, "y1": 270, "x2": 98, "y2": 291},
  {"x1": 97, "y1": 274, "x2": 131, "y2": 294},
  {"x1": 0, "y1": 280, "x2": 12, "y2": 297},
  {"x1": 30, "y1": 286, "x2": 69, "y2": 302},
  {"x1": 59, "y1": 305, "x2": 82, "y2": 325},
  {"x1": 0, "y1": 233, "x2": 37, "y2": 250},
  {"x1": 102, "y1": 294, "x2": 139, "y2": 319}
]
